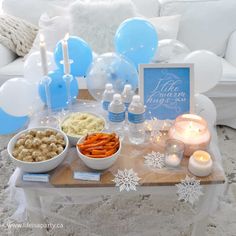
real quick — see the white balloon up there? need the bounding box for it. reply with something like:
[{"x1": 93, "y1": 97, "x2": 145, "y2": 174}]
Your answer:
[
  {"x1": 184, "y1": 50, "x2": 222, "y2": 93},
  {"x1": 194, "y1": 93, "x2": 217, "y2": 126},
  {"x1": 24, "y1": 51, "x2": 56, "y2": 84},
  {"x1": 153, "y1": 39, "x2": 190, "y2": 62},
  {"x1": 0, "y1": 78, "x2": 43, "y2": 117}
]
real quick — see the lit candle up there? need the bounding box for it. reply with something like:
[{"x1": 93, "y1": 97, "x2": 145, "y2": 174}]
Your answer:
[
  {"x1": 39, "y1": 34, "x2": 48, "y2": 76},
  {"x1": 168, "y1": 114, "x2": 211, "y2": 156},
  {"x1": 188, "y1": 150, "x2": 213, "y2": 177},
  {"x1": 164, "y1": 139, "x2": 184, "y2": 168},
  {"x1": 62, "y1": 33, "x2": 70, "y2": 75},
  {"x1": 165, "y1": 154, "x2": 181, "y2": 167}
]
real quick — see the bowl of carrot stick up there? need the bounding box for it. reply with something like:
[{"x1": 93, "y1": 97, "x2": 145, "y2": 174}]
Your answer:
[{"x1": 76, "y1": 132, "x2": 121, "y2": 170}]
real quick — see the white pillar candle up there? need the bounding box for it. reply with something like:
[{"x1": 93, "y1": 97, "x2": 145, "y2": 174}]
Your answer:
[
  {"x1": 39, "y1": 34, "x2": 48, "y2": 76},
  {"x1": 62, "y1": 33, "x2": 70, "y2": 75},
  {"x1": 165, "y1": 154, "x2": 181, "y2": 167},
  {"x1": 188, "y1": 150, "x2": 213, "y2": 177}
]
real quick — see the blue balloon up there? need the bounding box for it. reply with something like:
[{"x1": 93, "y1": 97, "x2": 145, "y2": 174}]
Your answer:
[
  {"x1": 38, "y1": 69, "x2": 79, "y2": 110},
  {"x1": 54, "y1": 36, "x2": 93, "y2": 77},
  {"x1": 115, "y1": 18, "x2": 158, "y2": 69},
  {"x1": 0, "y1": 108, "x2": 29, "y2": 135}
]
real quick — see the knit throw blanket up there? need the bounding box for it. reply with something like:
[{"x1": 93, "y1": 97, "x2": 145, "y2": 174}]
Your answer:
[{"x1": 0, "y1": 14, "x2": 38, "y2": 57}]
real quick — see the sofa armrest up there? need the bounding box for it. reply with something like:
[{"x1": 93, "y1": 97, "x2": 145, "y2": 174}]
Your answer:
[
  {"x1": 225, "y1": 30, "x2": 236, "y2": 67},
  {"x1": 0, "y1": 44, "x2": 17, "y2": 68}
]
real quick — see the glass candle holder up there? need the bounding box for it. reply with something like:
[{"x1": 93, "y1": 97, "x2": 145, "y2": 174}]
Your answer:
[
  {"x1": 165, "y1": 139, "x2": 185, "y2": 168},
  {"x1": 168, "y1": 114, "x2": 211, "y2": 156}
]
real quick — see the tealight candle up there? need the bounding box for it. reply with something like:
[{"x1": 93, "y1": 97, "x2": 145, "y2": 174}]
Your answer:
[
  {"x1": 168, "y1": 114, "x2": 211, "y2": 156},
  {"x1": 165, "y1": 154, "x2": 181, "y2": 167},
  {"x1": 188, "y1": 150, "x2": 213, "y2": 177},
  {"x1": 165, "y1": 139, "x2": 184, "y2": 168}
]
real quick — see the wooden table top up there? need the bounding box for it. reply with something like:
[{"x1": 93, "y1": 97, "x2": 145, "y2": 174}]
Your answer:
[{"x1": 49, "y1": 138, "x2": 225, "y2": 188}]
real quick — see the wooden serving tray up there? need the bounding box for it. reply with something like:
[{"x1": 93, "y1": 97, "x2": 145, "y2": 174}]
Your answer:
[{"x1": 50, "y1": 140, "x2": 225, "y2": 188}]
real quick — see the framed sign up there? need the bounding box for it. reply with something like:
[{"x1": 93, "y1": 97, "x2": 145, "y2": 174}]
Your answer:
[{"x1": 139, "y1": 63, "x2": 194, "y2": 120}]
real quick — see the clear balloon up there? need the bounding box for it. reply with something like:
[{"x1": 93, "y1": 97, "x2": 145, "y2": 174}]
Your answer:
[
  {"x1": 24, "y1": 51, "x2": 57, "y2": 84},
  {"x1": 86, "y1": 53, "x2": 139, "y2": 101},
  {"x1": 153, "y1": 39, "x2": 190, "y2": 62},
  {"x1": 54, "y1": 36, "x2": 93, "y2": 77},
  {"x1": 38, "y1": 69, "x2": 79, "y2": 110},
  {"x1": 184, "y1": 50, "x2": 222, "y2": 93},
  {"x1": 115, "y1": 18, "x2": 158, "y2": 69},
  {"x1": 0, "y1": 108, "x2": 29, "y2": 135},
  {"x1": 0, "y1": 78, "x2": 43, "y2": 117},
  {"x1": 195, "y1": 93, "x2": 217, "y2": 126}
]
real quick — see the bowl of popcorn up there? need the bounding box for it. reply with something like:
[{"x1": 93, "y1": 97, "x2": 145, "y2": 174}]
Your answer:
[
  {"x1": 7, "y1": 127, "x2": 69, "y2": 173},
  {"x1": 60, "y1": 112, "x2": 106, "y2": 146}
]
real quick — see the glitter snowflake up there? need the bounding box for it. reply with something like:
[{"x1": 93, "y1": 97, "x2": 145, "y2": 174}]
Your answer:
[
  {"x1": 176, "y1": 175, "x2": 203, "y2": 205},
  {"x1": 144, "y1": 151, "x2": 165, "y2": 169},
  {"x1": 112, "y1": 169, "x2": 141, "y2": 192}
]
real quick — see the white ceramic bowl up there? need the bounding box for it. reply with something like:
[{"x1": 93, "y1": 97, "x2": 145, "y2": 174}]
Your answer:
[
  {"x1": 7, "y1": 127, "x2": 69, "y2": 173},
  {"x1": 76, "y1": 134, "x2": 121, "y2": 170},
  {"x1": 59, "y1": 112, "x2": 106, "y2": 146}
]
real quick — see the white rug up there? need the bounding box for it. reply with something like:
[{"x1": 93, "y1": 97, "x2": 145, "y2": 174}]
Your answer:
[{"x1": 0, "y1": 126, "x2": 236, "y2": 236}]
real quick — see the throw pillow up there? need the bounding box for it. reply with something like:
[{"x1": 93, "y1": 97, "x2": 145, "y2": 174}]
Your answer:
[
  {"x1": 0, "y1": 14, "x2": 38, "y2": 57},
  {"x1": 69, "y1": 0, "x2": 137, "y2": 54},
  {"x1": 28, "y1": 13, "x2": 69, "y2": 56},
  {"x1": 148, "y1": 15, "x2": 181, "y2": 41}
]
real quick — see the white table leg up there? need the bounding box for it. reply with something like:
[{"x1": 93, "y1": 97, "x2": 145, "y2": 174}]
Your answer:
[
  {"x1": 24, "y1": 189, "x2": 47, "y2": 236},
  {"x1": 191, "y1": 185, "x2": 217, "y2": 236}
]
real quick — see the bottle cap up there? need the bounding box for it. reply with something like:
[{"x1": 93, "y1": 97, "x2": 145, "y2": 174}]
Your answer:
[
  {"x1": 105, "y1": 83, "x2": 113, "y2": 90},
  {"x1": 124, "y1": 84, "x2": 132, "y2": 91},
  {"x1": 132, "y1": 95, "x2": 140, "y2": 102},
  {"x1": 113, "y1": 93, "x2": 121, "y2": 101}
]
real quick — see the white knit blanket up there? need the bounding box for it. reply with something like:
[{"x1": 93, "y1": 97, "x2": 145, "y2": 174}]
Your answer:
[{"x1": 0, "y1": 14, "x2": 38, "y2": 57}]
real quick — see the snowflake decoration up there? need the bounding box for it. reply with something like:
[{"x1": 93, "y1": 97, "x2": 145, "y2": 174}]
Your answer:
[
  {"x1": 176, "y1": 175, "x2": 203, "y2": 205},
  {"x1": 112, "y1": 169, "x2": 140, "y2": 192},
  {"x1": 144, "y1": 151, "x2": 165, "y2": 169}
]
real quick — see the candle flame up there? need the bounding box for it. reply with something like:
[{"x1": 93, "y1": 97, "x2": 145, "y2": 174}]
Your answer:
[
  {"x1": 40, "y1": 34, "x2": 45, "y2": 43},
  {"x1": 189, "y1": 121, "x2": 193, "y2": 129}
]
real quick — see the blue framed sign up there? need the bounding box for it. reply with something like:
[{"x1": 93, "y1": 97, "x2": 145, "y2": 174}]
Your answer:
[{"x1": 139, "y1": 64, "x2": 194, "y2": 120}]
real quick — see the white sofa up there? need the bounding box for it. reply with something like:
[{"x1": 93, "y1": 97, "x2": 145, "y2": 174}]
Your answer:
[{"x1": 1, "y1": 0, "x2": 236, "y2": 128}]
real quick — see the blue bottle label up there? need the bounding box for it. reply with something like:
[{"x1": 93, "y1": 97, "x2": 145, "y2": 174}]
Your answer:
[
  {"x1": 128, "y1": 112, "x2": 145, "y2": 124},
  {"x1": 109, "y1": 111, "x2": 125, "y2": 122},
  {"x1": 124, "y1": 102, "x2": 130, "y2": 110},
  {"x1": 102, "y1": 101, "x2": 110, "y2": 111}
]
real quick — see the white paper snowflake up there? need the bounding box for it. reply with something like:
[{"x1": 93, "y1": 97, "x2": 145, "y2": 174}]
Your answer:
[
  {"x1": 176, "y1": 175, "x2": 203, "y2": 205},
  {"x1": 144, "y1": 151, "x2": 165, "y2": 169},
  {"x1": 112, "y1": 169, "x2": 141, "y2": 192}
]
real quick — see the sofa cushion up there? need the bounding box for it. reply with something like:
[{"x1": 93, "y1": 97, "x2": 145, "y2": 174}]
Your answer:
[
  {"x1": 0, "y1": 57, "x2": 24, "y2": 85},
  {"x1": 2, "y1": 0, "x2": 74, "y2": 26},
  {"x1": 131, "y1": 0, "x2": 160, "y2": 17},
  {"x1": 206, "y1": 59, "x2": 236, "y2": 98},
  {"x1": 160, "y1": 0, "x2": 236, "y2": 56}
]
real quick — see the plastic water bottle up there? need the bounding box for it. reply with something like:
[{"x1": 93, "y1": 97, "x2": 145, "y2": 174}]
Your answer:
[
  {"x1": 122, "y1": 84, "x2": 134, "y2": 110},
  {"x1": 102, "y1": 83, "x2": 115, "y2": 111},
  {"x1": 108, "y1": 94, "x2": 125, "y2": 140},
  {"x1": 128, "y1": 95, "x2": 146, "y2": 144}
]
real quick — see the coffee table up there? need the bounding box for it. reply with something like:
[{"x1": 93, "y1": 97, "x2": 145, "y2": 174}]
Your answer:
[{"x1": 12, "y1": 99, "x2": 225, "y2": 236}]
